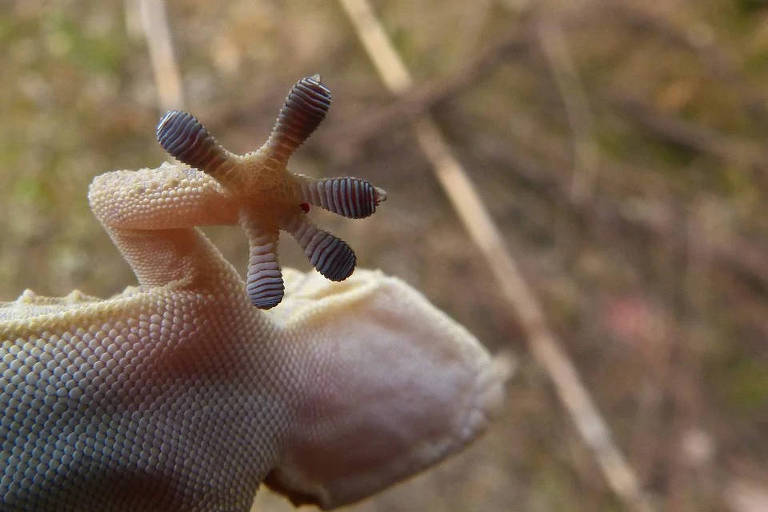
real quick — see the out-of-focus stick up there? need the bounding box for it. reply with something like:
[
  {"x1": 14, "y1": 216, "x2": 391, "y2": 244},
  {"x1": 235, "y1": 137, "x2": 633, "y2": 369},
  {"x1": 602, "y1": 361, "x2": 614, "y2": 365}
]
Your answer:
[
  {"x1": 137, "y1": 0, "x2": 185, "y2": 111},
  {"x1": 337, "y1": 0, "x2": 653, "y2": 510}
]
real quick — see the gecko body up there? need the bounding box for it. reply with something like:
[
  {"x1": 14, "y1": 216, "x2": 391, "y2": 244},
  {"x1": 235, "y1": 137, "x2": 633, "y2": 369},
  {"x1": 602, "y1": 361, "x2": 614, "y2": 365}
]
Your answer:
[{"x1": 0, "y1": 77, "x2": 505, "y2": 511}]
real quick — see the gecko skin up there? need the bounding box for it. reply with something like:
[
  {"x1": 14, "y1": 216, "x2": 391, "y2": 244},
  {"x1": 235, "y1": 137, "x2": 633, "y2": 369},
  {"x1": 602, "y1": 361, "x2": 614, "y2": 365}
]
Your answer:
[{"x1": 0, "y1": 77, "x2": 506, "y2": 511}]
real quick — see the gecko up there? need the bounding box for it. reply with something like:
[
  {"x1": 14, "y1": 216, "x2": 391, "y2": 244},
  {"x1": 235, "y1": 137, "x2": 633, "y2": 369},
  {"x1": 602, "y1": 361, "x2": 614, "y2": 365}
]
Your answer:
[{"x1": 0, "y1": 76, "x2": 506, "y2": 511}]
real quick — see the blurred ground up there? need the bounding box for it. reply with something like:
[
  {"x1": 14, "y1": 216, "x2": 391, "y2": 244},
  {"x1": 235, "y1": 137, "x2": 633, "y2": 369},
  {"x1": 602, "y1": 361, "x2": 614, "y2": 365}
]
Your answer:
[{"x1": 2, "y1": 0, "x2": 768, "y2": 510}]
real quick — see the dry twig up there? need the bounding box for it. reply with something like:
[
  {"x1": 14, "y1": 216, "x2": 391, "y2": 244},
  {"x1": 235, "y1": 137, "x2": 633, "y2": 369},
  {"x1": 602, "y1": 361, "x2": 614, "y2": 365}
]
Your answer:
[
  {"x1": 605, "y1": 94, "x2": 768, "y2": 170},
  {"x1": 326, "y1": 14, "x2": 768, "y2": 174},
  {"x1": 336, "y1": 0, "x2": 654, "y2": 510},
  {"x1": 319, "y1": 29, "x2": 530, "y2": 152},
  {"x1": 319, "y1": 20, "x2": 768, "y2": 294},
  {"x1": 136, "y1": 0, "x2": 185, "y2": 111},
  {"x1": 537, "y1": 17, "x2": 599, "y2": 204}
]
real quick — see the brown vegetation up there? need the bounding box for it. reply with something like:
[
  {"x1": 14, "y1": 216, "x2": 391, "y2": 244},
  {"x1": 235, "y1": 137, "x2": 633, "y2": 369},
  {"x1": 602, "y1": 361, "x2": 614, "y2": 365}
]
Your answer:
[{"x1": 2, "y1": 1, "x2": 768, "y2": 510}]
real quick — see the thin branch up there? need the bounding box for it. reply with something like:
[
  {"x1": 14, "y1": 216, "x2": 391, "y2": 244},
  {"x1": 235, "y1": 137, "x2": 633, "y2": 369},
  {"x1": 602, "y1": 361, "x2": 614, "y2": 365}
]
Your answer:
[
  {"x1": 336, "y1": 0, "x2": 654, "y2": 510},
  {"x1": 326, "y1": 16, "x2": 768, "y2": 175},
  {"x1": 318, "y1": 29, "x2": 530, "y2": 152},
  {"x1": 537, "y1": 17, "x2": 599, "y2": 205},
  {"x1": 317, "y1": 23, "x2": 768, "y2": 293},
  {"x1": 136, "y1": 0, "x2": 185, "y2": 111},
  {"x1": 474, "y1": 126, "x2": 768, "y2": 293},
  {"x1": 606, "y1": 4, "x2": 755, "y2": 97},
  {"x1": 604, "y1": 94, "x2": 768, "y2": 170}
]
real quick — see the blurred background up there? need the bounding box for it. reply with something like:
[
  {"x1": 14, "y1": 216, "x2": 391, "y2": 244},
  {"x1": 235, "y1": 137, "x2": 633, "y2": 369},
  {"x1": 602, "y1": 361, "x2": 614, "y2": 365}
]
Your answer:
[{"x1": 2, "y1": 0, "x2": 768, "y2": 510}]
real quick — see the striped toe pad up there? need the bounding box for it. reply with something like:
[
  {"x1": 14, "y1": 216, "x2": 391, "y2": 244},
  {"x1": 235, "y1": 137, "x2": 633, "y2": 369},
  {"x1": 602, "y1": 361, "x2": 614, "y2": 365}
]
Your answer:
[
  {"x1": 243, "y1": 226, "x2": 284, "y2": 310},
  {"x1": 156, "y1": 110, "x2": 231, "y2": 176},
  {"x1": 299, "y1": 176, "x2": 386, "y2": 219},
  {"x1": 268, "y1": 75, "x2": 332, "y2": 162},
  {"x1": 284, "y1": 215, "x2": 356, "y2": 282}
]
